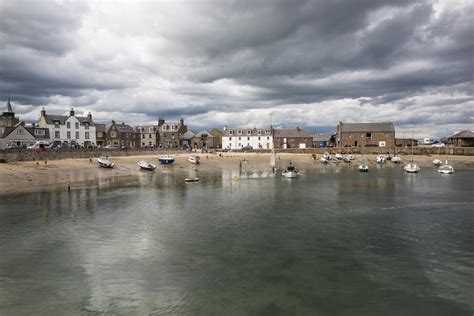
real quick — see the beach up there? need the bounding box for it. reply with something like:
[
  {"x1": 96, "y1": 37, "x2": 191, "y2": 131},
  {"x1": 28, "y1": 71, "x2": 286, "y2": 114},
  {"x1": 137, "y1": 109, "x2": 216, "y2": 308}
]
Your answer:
[{"x1": 1, "y1": 152, "x2": 473, "y2": 195}]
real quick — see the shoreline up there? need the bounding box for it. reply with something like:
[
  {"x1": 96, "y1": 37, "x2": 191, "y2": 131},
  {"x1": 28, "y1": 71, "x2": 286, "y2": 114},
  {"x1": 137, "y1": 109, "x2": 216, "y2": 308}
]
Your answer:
[{"x1": 1, "y1": 152, "x2": 473, "y2": 195}]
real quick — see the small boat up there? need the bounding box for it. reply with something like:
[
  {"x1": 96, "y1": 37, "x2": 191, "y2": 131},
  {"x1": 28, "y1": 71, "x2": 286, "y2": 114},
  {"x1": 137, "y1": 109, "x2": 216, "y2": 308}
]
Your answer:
[
  {"x1": 138, "y1": 160, "x2": 156, "y2": 171},
  {"x1": 404, "y1": 162, "x2": 420, "y2": 173},
  {"x1": 159, "y1": 155, "x2": 175, "y2": 164},
  {"x1": 438, "y1": 163, "x2": 454, "y2": 175},
  {"x1": 188, "y1": 155, "x2": 200, "y2": 164},
  {"x1": 320, "y1": 157, "x2": 328, "y2": 164},
  {"x1": 432, "y1": 159, "x2": 443, "y2": 166},
  {"x1": 184, "y1": 177, "x2": 200, "y2": 182},
  {"x1": 323, "y1": 152, "x2": 331, "y2": 161},
  {"x1": 391, "y1": 155, "x2": 401, "y2": 163},
  {"x1": 345, "y1": 154, "x2": 354, "y2": 161},
  {"x1": 335, "y1": 153, "x2": 343, "y2": 160},
  {"x1": 282, "y1": 162, "x2": 298, "y2": 178},
  {"x1": 98, "y1": 156, "x2": 114, "y2": 168},
  {"x1": 376, "y1": 155, "x2": 386, "y2": 164},
  {"x1": 358, "y1": 160, "x2": 369, "y2": 172}
]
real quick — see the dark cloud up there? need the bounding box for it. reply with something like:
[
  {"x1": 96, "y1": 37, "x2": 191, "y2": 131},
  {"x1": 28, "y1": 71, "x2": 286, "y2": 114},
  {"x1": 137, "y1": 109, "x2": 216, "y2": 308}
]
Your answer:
[{"x1": 0, "y1": 0, "x2": 472, "y2": 138}]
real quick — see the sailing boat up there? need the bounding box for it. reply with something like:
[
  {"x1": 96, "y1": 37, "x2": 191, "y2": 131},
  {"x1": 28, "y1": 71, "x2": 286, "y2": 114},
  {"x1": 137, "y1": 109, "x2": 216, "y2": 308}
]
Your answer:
[
  {"x1": 404, "y1": 127, "x2": 420, "y2": 173},
  {"x1": 358, "y1": 153, "x2": 368, "y2": 172},
  {"x1": 438, "y1": 144, "x2": 454, "y2": 174},
  {"x1": 270, "y1": 147, "x2": 276, "y2": 172}
]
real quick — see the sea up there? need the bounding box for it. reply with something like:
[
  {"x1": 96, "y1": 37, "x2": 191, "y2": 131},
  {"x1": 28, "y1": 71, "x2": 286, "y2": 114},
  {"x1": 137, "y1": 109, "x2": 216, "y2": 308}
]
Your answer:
[{"x1": 0, "y1": 167, "x2": 473, "y2": 315}]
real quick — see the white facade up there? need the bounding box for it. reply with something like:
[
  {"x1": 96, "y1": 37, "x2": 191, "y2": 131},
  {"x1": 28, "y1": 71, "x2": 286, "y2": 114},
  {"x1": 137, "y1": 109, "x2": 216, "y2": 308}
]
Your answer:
[
  {"x1": 222, "y1": 127, "x2": 273, "y2": 150},
  {"x1": 38, "y1": 108, "x2": 97, "y2": 147}
]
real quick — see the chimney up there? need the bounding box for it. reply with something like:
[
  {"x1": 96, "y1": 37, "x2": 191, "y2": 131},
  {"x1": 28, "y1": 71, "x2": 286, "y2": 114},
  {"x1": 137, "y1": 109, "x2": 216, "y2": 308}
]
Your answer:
[
  {"x1": 69, "y1": 107, "x2": 75, "y2": 116},
  {"x1": 87, "y1": 111, "x2": 92, "y2": 121},
  {"x1": 40, "y1": 107, "x2": 46, "y2": 117},
  {"x1": 158, "y1": 117, "x2": 165, "y2": 126},
  {"x1": 223, "y1": 125, "x2": 227, "y2": 131},
  {"x1": 296, "y1": 125, "x2": 300, "y2": 131},
  {"x1": 180, "y1": 117, "x2": 184, "y2": 125}
]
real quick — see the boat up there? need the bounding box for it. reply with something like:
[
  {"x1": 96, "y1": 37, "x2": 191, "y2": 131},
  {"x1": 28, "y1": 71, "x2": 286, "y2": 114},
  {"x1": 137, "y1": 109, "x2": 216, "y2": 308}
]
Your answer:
[
  {"x1": 138, "y1": 160, "x2": 156, "y2": 171},
  {"x1": 438, "y1": 145, "x2": 454, "y2": 174},
  {"x1": 98, "y1": 156, "x2": 114, "y2": 168},
  {"x1": 358, "y1": 159, "x2": 369, "y2": 172},
  {"x1": 320, "y1": 157, "x2": 329, "y2": 164},
  {"x1": 270, "y1": 147, "x2": 277, "y2": 172},
  {"x1": 391, "y1": 155, "x2": 401, "y2": 163},
  {"x1": 345, "y1": 154, "x2": 354, "y2": 161},
  {"x1": 404, "y1": 127, "x2": 420, "y2": 173},
  {"x1": 335, "y1": 153, "x2": 343, "y2": 160},
  {"x1": 184, "y1": 177, "x2": 200, "y2": 182},
  {"x1": 282, "y1": 162, "x2": 298, "y2": 178},
  {"x1": 432, "y1": 159, "x2": 443, "y2": 166},
  {"x1": 376, "y1": 155, "x2": 386, "y2": 164},
  {"x1": 188, "y1": 155, "x2": 200, "y2": 164},
  {"x1": 159, "y1": 155, "x2": 175, "y2": 164}
]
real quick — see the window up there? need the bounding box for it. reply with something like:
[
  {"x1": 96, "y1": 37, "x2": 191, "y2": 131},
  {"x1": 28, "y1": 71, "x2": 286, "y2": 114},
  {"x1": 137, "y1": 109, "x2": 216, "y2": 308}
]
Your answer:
[
  {"x1": 149, "y1": 127, "x2": 154, "y2": 132},
  {"x1": 67, "y1": 122, "x2": 70, "y2": 128},
  {"x1": 75, "y1": 122, "x2": 79, "y2": 129},
  {"x1": 84, "y1": 123, "x2": 89, "y2": 129},
  {"x1": 67, "y1": 131, "x2": 71, "y2": 139},
  {"x1": 247, "y1": 130, "x2": 251, "y2": 135},
  {"x1": 229, "y1": 137, "x2": 232, "y2": 140},
  {"x1": 247, "y1": 137, "x2": 250, "y2": 140},
  {"x1": 75, "y1": 131, "x2": 79, "y2": 139},
  {"x1": 142, "y1": 134, "x2": 145, "y2": 139},
  {"x1": 97, "y1": 132, "x2": 103, "y2": 137},
  {"x1": 85, "y1": 132, "x2": 89, "y2": 139},
  {"x1": 366, "y1": 133, "x2": 372, "y2": 138},
  {"x1": 111, "y1": 131, "x2": 117, "y2": 138},
  {"x1": 55, "y1": 131, "x2": 60, "y2": 139},
  {"x1": 258, "y1": 137, "x2": 261, "y2": 140},
  {"x1": 237, "y1": 130, "x2": 242, "y2": 135},
  {"x1": 35, "y1": 129, "x2": 45, "y2": 136},
  {"x1": 257, "y1": 130, "x2": 261, "y2": 135},
  {"x1": 238, "y1": 137, "x2": 241, "y2": 140},
  {"x1": 267, "y1": 137, "x2": 270, "y2": 140},
  {"x1": 54, "y1": 121, "x2": 60, "y2": 128},
  {"x1": 229, "y1": 130, "x2": 234, "y2": 135},
  {"x1": 16, "y1": 128, "x2": 24, "y2": 135},
  {"x1": 149, "y1": 134, "x2": 152, "y2": 139}
]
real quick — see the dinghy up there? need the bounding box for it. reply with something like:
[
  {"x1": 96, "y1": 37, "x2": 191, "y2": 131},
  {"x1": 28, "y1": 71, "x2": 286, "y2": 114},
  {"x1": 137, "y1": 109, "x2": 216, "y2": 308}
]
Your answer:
[{"x1": 138, "y1": 160, "x2": 156, "y2": 171}]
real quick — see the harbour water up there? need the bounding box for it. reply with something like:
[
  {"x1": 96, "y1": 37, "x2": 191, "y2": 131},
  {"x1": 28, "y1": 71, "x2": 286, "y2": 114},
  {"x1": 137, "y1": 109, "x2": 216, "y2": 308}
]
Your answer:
[{"x1": 0, "y1": 168, "x2": 473, "y2": 315}]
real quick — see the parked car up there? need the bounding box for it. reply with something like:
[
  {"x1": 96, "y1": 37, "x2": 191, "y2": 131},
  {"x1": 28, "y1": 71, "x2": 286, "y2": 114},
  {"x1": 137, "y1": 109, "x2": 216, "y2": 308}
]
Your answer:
[
  {"x1": 104, "y1": 144, "x2": 119, "y2": 149},
  {"x1": 241, "y1": 145, "x2": 253, "y2": 150},
  {"x1": 431, "y1": 143, "x2": 445, "y2": 147},
  {"x1": 5, "y1": 143, "x2": 19, "y2": 149},
  {"x1": 27, "y1": 141, "x2": 51, "y2": 150}
]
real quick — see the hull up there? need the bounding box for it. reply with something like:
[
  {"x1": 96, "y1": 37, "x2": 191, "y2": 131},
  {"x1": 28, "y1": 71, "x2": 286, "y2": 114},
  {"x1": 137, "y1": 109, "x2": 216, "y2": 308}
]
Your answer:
[
  {"x1": 282, "y1": 171, "x2": 298, "y2": 178},
  {"x1": 138, "y1": 161, "x2": 156, "y2": 171},
  {"x1": 438, "y1": 165, "x2": 454, "y2": 174},
  {"x1": 404, "y1": 163, "x2": 420, "y2": 173},
  {"x1": 358, "y1": 166, "x2": 369, "y2": 172},
  {"x1": 188, "y1": 156, "x2": 200, "y2": 164},
  {"x1": 98, "y1": 157, "x2": 114, "y2": 168},
  {"x1": 159, "y1": 158, "x2": 175, "y2": 164}
]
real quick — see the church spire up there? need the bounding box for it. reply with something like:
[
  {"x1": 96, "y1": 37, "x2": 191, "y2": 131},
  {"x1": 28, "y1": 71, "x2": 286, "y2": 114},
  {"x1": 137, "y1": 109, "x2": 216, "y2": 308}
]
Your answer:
[{"x1": 5, "y1": 93, "x2": 13, "y2": 113}]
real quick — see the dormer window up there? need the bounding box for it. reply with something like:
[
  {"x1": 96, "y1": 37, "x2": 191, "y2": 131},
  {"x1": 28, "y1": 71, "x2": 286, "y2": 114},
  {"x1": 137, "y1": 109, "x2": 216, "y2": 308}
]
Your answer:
[
  {"x1": 84, "y1": 122, "x2": 89, "y2": 129},
  {"x1": 237, "y1": 130, "x2": 242, "y2": 135},
  {"x1": 229, "y1": 130, "x2": 234, "y2": 135},
  {"x1": 247, "y1": 130, "x2": 251, "y2": 135},
  {"x1": 257, "y1": 130, "x2": 261, "y2": 135},
  {"x1": 54, "y1": 121, "x2": 60, "y2": 128}
]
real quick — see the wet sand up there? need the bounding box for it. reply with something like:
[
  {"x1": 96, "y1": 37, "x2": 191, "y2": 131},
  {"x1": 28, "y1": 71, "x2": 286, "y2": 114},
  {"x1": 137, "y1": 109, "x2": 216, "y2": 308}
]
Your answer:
[{"x1": 0, "y1": 152, "x2": 473, "y2": 195}]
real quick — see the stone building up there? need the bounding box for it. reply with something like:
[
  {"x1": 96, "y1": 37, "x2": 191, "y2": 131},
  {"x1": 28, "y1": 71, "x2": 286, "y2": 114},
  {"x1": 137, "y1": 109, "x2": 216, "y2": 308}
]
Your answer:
[
  {"x1": 136, "y1": 125, "x2": 158, "y2": 148},
  {"x1": 0, "y1": 96, "x2": 20, "y2": 137},
  {"x1": 157, "y1": 117, "x2": 187, "y2": 148},
  {"x1": 448, "y1": 130, "x2": 474, "y2": 147},
  {"x1": 0, "y1": 122, "x2": 50, "y2": 149},
  {"x1": 104, "y1": 120, "x2": 140, "y2": 148},
  {"x1": 336, "y1": 122, "x2": 395, "y2": 147},
  {"x1": 179, "y1": 131, "x2": 195, "y2": 149},
  {"x1": 273, "y1": 127, "x2": 313, "y2": 149},
  {"x1": 191, "y1": 131, "x2": 217, "y2": 149},
  {"x1": 95, "y1": 123, "x2": 106, "y2": 148}
]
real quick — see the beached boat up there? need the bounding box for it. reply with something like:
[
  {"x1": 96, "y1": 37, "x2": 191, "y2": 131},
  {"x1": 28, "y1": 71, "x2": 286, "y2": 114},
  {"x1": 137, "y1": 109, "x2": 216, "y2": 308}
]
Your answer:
[
  {"x1": 335, "y1": 153, "x2": 343, "y2": 160},
  {"x1": 432, "y1": 159, "x2": 443, "y2": 166},
  {"x1": 320, "y1": 157, "x2": 329, "y2": 163},
  {"x1": 159, "y1": 155, "x2": 175, "y2": 164},
  {"x1": 184, "y1": 177, "x2": 200, "y2": 182},
  {"x1": 282, "y1": 162, "x2": 298, "y2": 178},
  {"x1": 188, "y1": 155, "x2": 200, "y2": 164},
  {"x1": 391, "y1": 155, "x2": 401, "y2": 163},
  {"x1": 376, "y1": 155, "x2": 386, "y2": 164},
  {"x1": 270, "y1": 147, "x2": 277, "y2": 172},
  {"x1": 98, "y1": 156, "x2": 114, "y2": 168},
  {"x1": 138, "y1": 160, "x2": 156, "y2": 171}
]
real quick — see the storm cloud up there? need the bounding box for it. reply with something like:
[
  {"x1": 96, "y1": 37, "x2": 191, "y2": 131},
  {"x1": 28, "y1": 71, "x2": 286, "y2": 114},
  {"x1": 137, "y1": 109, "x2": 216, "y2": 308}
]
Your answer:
[{"x1": 0, "y1": 0, "x2": 472, "y2": 137}]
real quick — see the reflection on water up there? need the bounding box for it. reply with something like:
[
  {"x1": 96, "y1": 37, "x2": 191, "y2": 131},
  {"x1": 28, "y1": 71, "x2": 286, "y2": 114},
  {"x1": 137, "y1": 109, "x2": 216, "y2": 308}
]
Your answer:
[{"x1": 0, "y1": 168, "x2": 473, "y2": 315}]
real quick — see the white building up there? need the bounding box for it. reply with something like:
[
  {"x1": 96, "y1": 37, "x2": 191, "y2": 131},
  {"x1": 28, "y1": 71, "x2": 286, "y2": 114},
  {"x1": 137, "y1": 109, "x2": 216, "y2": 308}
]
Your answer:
[
  {"x1": 136, "y1": 125, "x2": 158, "y2": 148},
  {"x1": 222, "y1": 127, "x2": 273, "y2": 150},
  {"x1": 38, "y1": 107, "x2": 97, "y2": 147}
]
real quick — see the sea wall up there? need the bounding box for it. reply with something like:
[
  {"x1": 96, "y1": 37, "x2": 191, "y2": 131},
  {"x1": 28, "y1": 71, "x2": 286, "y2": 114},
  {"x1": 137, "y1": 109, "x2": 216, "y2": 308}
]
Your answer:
[{"x1": 0, "y1": 146, "x2": 473, "y2": 163}]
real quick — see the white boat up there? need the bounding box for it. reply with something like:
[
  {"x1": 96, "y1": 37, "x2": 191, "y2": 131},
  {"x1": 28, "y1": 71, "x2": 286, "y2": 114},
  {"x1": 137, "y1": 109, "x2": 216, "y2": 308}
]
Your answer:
[
  {"x1": 98, "y1": 156, "x2": 114, "y2": 168},
  {"x1": 282, "y1": 162, "x2": 298, "y2": 178},
  {"x1": 323, "y1": 152, "x2": 331, "y2": 160},
  {"x1": 358, "y1": 159, "x2": 369, "y2": 172},
  {"x1": 320, "y1": 157, "x2": 328, "y2": 164},
  {"x1": 391, "y1": 155, "x2": 401, "y2": 163},
  {"x1": 138, "y1": 160, "x2": 156, "y2": 171},
  {"x1": 188, "y1": 155, "x2": 200, "y2": 164},
  {"x1": 270, "y1": 147, "x2": 277, "y2": 172},
  {"x1": 432, "y1": 159, "x2": 443, "y2": 166},
  {"x1": 404, "y1": 162, "x2": 420, "y2": 173},
  {"x1": 335, "y1": 153, "x2": 343, "y2": 160},
  {"x1": 376, "y1": 155, "x2": 386, "y2": 164},
  {"x1": 345, "y1": 154, "x2": 354, "y2": 161},
  {"x1": 438, "y1": 145, "x2": 454, "y2": 174},
  {"x1": 404, "y1": 127, "x2": 420, "y2": 173},
  {"x1": 159, "y1": 155, "x2": 175, "y2": 164}
]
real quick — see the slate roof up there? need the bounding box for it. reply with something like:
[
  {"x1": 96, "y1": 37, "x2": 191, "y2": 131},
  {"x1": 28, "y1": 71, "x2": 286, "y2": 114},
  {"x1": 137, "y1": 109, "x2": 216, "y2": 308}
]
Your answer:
[
  {"x1": 223, "y1": 127, "x2": 272, "y2": 137},
  {"x1": 312, "y1": 134, "x2": 332, "y2": 142},
  {"x1": 1, "y1": 125, "x2": 49, "y2": 139},
  {"x1": 179, "y1": 131, "x2": 195, "y2": 139},
  {"x1": 4, "y1": 96, "x2": 13, "y2": 113},
  {"x1": 136, "y1": 125, "x2": 158, "y2": 133},
  {"x1": 160, "y1": 122, "x2": 182, "y2": 132},
  {"x1": 44, "y1": 114, "x2": 95, "y2": 126},
  {"x1": 338, "y1": 122, "x2": 395, "y2": 133},
  {"x1": 194, "y1": 130, "x2": 214, "y2": 138},
  {"x1": 95, "y1": 123, "x2": 106, "y2": 132},
  {"x1": 273, "y1": 128, "x2": 310, "y2": 138},
  {"x1": 114, "y1": 122, "x2": 137, "y2": 133},
  {"x1": 448, "y1": 130, "x2": 474, "y2": 139}
]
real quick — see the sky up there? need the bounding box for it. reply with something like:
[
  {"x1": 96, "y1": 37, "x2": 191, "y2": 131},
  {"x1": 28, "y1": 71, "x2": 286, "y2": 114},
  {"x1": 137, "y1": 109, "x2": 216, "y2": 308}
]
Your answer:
[{"x1": 0, "y1": 0, "x2": 473, "y2": 138}]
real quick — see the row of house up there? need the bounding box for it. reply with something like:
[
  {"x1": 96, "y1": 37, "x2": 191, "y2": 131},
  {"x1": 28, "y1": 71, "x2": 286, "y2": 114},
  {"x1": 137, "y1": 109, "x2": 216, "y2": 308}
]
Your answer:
[{"x1": 1, "y1": 98, "x2": 473, "y2": 149}]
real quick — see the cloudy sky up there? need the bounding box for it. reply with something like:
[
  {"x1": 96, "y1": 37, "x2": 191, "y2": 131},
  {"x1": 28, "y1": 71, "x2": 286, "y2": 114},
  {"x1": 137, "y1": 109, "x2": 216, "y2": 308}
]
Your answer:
[{"x1": 0, "y1": 0, "x2": 472, "y2": 137}]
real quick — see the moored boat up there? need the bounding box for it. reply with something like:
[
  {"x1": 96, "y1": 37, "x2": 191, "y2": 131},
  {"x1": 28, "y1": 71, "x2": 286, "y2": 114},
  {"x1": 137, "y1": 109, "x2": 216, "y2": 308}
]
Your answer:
[
  {"x1": 188, "y1": 155, "x2": 200, "y2": 164},
  {"x1": 391, "y1": 155, "x2": 401, "y2": 163},
  {"x1": 438, "y1": 163, "x2": 454, "y2": 175},
  {"x1": 138, "y1": 160, "x2": 156, "y2": 171},
  {"x1": 282, "y1": 162, "x2": 298, "y2": 178},
  {"x1": 432, "y1": 159, "x2": 443, "y2": 166},
  {"x1": 98, "y1": 156, "x2": 114, "y2": 168},
  {"x1": 404, "y1": 162, "x2": 420, "y2": 173},
  {"x1": 184, "y1": 177, "x2": 200, "y2": 182},
  {"x1": 376, "y1": 155, "x2": 386, "y2": 164},
  {"x1": 159, "y1": 155, "x2": 175, "y2": 164},
  {"x1": 358, "y1": 160, "x2": 369, "y2": 172}
]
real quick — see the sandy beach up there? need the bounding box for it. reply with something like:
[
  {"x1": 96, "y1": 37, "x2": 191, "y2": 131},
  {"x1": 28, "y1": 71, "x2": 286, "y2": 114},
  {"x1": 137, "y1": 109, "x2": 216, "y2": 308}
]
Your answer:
[{"x1": 0, "y1": 152, "x2": 473, "y2": 195}]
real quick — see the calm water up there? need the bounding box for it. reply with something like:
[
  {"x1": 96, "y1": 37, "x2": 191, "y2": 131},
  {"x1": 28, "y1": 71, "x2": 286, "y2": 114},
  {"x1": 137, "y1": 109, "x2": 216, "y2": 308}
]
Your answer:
[{"x1": 0, "y1": 167, "x2": 473, "y2": 315}]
